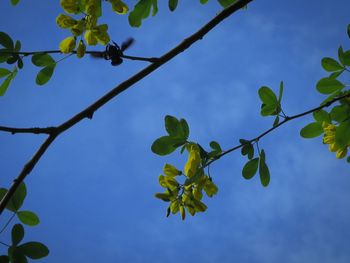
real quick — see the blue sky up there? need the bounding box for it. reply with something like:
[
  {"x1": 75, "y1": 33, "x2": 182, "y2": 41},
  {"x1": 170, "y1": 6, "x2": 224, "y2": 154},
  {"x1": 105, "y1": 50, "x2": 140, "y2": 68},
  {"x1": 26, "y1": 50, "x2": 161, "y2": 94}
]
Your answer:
[{"x1": 0, "y1": 0, "x2": 350, "y2": 262}]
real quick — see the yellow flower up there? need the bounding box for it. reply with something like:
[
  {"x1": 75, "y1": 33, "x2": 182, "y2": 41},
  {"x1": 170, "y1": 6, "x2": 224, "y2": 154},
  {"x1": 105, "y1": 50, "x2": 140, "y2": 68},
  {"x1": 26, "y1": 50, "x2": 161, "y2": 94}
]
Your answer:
[
  {"x1": 328, "y1": 143, "x2": 338, "y2": 152},
  {"x1": 56, "y1": 14, "x2": 77, "y2": 28},
  {"x1": 323, "y1": 134, "x2": 335, "y2": 144},
  {"x1": 59, "y1": 36, "x2": 76, "y2": 53},
  {"x1": 336, "y1": 147, "x2": 348, "y2": 159},
  {"x1": 163, "y1": 164, "x2": 181, "y2": 177},
  {"x1": 203, "y1": 178, "x2": 218, "y2": 197},
  {"x1": 184, "y1": 144, "x2": 201, "y2": 177}
]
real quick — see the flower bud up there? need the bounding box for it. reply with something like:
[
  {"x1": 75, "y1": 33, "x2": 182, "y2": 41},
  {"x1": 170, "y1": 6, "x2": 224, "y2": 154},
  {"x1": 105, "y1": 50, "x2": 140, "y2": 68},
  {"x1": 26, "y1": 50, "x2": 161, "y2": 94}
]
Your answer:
[{"x1": 76, "y1": 40, "x2": 86, "y2": 58}]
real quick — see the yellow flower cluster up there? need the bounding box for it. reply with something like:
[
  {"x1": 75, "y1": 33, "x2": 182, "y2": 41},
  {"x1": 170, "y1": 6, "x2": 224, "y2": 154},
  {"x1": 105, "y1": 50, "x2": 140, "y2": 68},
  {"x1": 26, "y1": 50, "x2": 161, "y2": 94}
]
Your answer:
[
  {"x1": 57, "y1": 0, "x2": 128, "y2": 56},
  {"x1": 322, "y1": 122, "x2": 348, "y2": 159},
  {"x1": 155, "y1": 144, "x2": 218, "y2": 220}
]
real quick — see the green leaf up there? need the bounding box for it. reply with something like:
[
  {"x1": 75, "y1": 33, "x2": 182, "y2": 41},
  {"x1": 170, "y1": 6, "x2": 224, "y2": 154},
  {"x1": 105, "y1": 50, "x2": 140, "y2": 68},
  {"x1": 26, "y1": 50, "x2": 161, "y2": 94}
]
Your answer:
[
  {"x1": 14, "y1": 40, "x2": 21, "y2": 52},
  {"x1": 273, "y1": 116, "x2": 279, "y2": 127},
  {"x1": 300, "y1": 122, "x2": 323, "y2": 138},
  {"x1": 7, "y1": 182, "x2": 26, "y2": 212},
  {"x1": 278, "y1": 81, "x2": 283, "y2": 103},
  {"x1": 241, "y1": 143, "x2": 254, "y2": 159},
  {"x1": 321, "y1": 57, "x2": 344, "y2": 72},
  {"x1": 259, "y1": 150, "x2": 270, "y2": 187},
  {"x1": 0, "y1": 255, "x2": 9, "y2": 263},
  {"x1": 0, "y1": 73, "x2": 13, "y2": 96},
  {"x1": 17, "y1": 211, "x2": 40, "y2": 226},
  {"x1": 330, "y1": 105, "x2": 349, "y2": 122},
  {"x1": 151, "y1": 136, "x2": 185, "y2": 155},
  {"x1": 347, "y1": 156, "x2": 350, "y2": 163},
  {"x1": 6, "y1": 55, "x2": 18, "y2": 64},
  {"x1": 258, "y1": 86, "x2": 278, "y2": 105},
  {"x1": 261, "y1": 104, "x2": 278, "y2": 116},
  {"x1": 0, "y1": 32, "x2": 14, "y2": 49},
  {"x1": 17, "y1": 58, "x2": 23, "y2": 69},
  {"x1": 8, "y1": 248, "x2": 27, "y2": 263},
  {"x1": 217, "y1": 0, "x2": 237, "y2": 8},
  {"x1": 335, "y1": 120, "x2": 350, "y2": 148},
  {"x1": 341, "y1": 50, "x2": 350, "y2": 66},
  {"x1": 242, "y1": 158, "x2": 259, "y2": 179},
  {"x1": 209, "y1": 141, "x2": 222, "y2": 152},
  {"x1": 128, "y1": 0, "x2": 155, "y2": 27},
  {"x1": 165, "y1": 115, "x2": 180, "y2": 137},
  {"x1": 35, "y1": 65, "x2": 55, "y2": 85},
  {"x1": 151, "y1": 0, "x2": 158, "y2": 16},
  {"x1": 0, "y1": 68, "x2": 11, "y2": 78},
  {"x1": 338, "y1": 46, "x2": 346, "y2": 66},
  {"x1": 18, "y1": 242, "x2": 49, "y2": 259},
  {"x1": 347, "y1": 24, "x2": 350, "y2": 39},
  {"x1": 164, "y1": 115, "x2": 189, "y2": 139},
  {"x1": 179, "y1": 119, "x2": 189, "y2": 139},
  {"x1": 168, "y1": 0, "x2": 178, "y2": 11},
  {"x1": 11, "y1": 224, "x2": 24, "y2": 246},
  {"x1": 11, "y1": 0, "x2": 20, "y2": 5},
  {"x1": 329, "y1": 70, "x2": 344, "y2": 79},
  {"x1": 316, "y1": 77, "x2": 345, "y2": 94},
  {"x1": 200, "y1": 0, "x2": 209, "y2": 3},
  {"x1": 0, "y1": 49, "x2": 11, "y2": 63},
  {"x1": 31, "y1": 53, "x2": 55, "y2": 67},
  {"x1": 313, "y1": 109, "x2": 330, "y2": 123}
]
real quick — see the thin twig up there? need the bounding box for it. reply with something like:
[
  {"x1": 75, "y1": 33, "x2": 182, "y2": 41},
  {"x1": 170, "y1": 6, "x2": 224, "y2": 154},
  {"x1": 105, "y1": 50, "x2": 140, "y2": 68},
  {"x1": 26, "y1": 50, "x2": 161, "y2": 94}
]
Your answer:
[
  {"x1": 0, "y1": 0, "x2": 253, "y2": 216},
  {"x1": 0, "y1": 50, "x2": 159, "y2": 63},
  {"x1": 0, "y1": 241, "x2": 10, "y2": 247},
  {"x1": 0, "y1": 212, "x2": 16, "y2": 235},
  {"x1": 206, "y1": 93, "x2": 350, "y2": 167}
]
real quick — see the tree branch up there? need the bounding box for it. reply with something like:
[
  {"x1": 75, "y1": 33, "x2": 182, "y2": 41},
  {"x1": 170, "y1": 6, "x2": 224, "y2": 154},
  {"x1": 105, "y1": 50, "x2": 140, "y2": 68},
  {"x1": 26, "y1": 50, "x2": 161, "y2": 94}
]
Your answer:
[
  {"x1": 0, "y1": 0, "x2": 253, "y2": 216},
  {"x1": 0, "y1": 50, "x2": 159, "y2": 63},
  {"x1": 0, "y1": 126, "x2": 56, "y2": 135},
  {"x1": 207, "y1": 93, "x2": 350, "y2": 167}
]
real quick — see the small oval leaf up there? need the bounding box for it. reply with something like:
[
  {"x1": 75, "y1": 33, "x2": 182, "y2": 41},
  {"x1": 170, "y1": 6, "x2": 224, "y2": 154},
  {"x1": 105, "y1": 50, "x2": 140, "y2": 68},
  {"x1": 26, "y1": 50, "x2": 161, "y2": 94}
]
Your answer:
[
  {"x1": 316, "y1": 77, "x2": 345, "y2": 94},
  {"x1": 17, "y1": 211, "x2": 40, "y2": 226},
  {"x1": 321, "y1": 57, "x2": 344, "y2": 72},
  {"x1": 242, "y1": 158, "x2": 259, "y2": 179},
  {"x1": 11, "y1": 224, "x2": 24, "y2": 246},
  {"x1": 0, "y1": 32, "x2": 14, "y2": 49},
  {"x1": 18, "y1": 242, "x2": 49, "y2": 259},
  {"x1": 258, "y1": 86, "x2": 278, "y2": 105},
  {"x1": 31, "y1": 53, "x2": 55, "y2": 67},
  {"x1": 300, "y1": 122, "x2": 323, "y2": 138},
  {"x1": 36, "y1": 65, "x2": 55, "y2": 85}
]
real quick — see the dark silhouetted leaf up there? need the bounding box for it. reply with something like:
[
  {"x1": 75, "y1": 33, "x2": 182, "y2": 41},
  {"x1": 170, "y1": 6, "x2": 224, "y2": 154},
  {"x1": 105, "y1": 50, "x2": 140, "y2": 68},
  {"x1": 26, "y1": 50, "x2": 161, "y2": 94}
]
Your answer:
[
  {"x1": 18, "y1": 242, "x2": 49, "y2": 259},
  {"x1": 0, "y1": 32, "x2": 14, "y2": 49},
  {"x1": 12, "y1": 224, "x2": 24, "y2": 246},
  {"x1": 168, "y1": 0, "x2": 178, "y2": 11}
]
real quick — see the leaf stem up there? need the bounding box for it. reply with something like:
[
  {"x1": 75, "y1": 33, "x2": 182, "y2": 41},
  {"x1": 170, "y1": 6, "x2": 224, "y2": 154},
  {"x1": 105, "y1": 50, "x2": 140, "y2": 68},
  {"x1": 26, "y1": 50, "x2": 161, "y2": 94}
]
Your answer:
[{"x1": 0, "y1": 212, "x2": 16, "y2": 235}]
